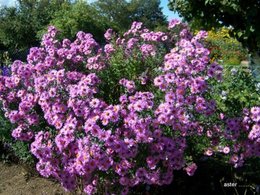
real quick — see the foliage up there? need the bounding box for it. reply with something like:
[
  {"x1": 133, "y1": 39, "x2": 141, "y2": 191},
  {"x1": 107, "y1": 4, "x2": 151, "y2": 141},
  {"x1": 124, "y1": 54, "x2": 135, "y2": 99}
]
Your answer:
[
  {"x1": 212, "y1": 65, "x2": 259, "y2": 118},
  {"x1": 205, "y1": 27, "x2": 248, "y2": 64},
  {"x1": 168, "y1": 0, "x2": 260, "y2": 53},
  {"x1": 0, "y1": 0, "x2": 68, "y2": 51},
  {"x1": 0, "y1": 108, "x2": 33, "y2": 163},
  {"x1": 0, "y1": 51, "x2": 12, "y2": 67},
  {"x1": 0, "y1": 20, "x2": 259, "y2": 194},
  {"x1": 0, "y1": 104, "x2": 12, "y2": 142},
  {"x1": 39, "y1": 1, "x2": 109, "y2": 43},
  {"x1": 127, "y1": 0, "x2": 167, "y2": 30},
  {"x1": 93, "y1": 0, "x2": 131, "y2": 32},
  {"x1": 0, "y1": 6, "x2": 35, "y2": 50},
  {"x1": 94, "y1": 0, "x2": 167, "y2": 33}
]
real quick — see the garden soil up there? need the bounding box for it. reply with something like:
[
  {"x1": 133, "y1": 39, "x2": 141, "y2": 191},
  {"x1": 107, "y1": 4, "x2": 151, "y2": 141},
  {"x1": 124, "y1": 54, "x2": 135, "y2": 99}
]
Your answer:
[{"x1": 0, "y1": 162, "x2": 71, "y2": 195}]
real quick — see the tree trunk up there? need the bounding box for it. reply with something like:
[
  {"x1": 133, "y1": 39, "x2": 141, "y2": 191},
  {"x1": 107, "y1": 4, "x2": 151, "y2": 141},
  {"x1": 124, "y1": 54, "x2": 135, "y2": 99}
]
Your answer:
[{"x1": 249, "y1": 51, "x2": 260, "y2": 82}]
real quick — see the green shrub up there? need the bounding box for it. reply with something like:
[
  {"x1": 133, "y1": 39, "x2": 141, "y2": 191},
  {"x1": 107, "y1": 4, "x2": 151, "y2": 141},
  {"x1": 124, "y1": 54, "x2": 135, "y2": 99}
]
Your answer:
[
  {"x1": 206, "y1": 27, "x2": 248, "y2": 65},
  {"x1": 211, "y1": 65, "x2": 259, "y2": 118},
  {"x1": 0, "y1": 106, "x2": 33, "y2": 164},
  {"x1": 225, "y1": 57, "x2": 241, "y2": 65}
]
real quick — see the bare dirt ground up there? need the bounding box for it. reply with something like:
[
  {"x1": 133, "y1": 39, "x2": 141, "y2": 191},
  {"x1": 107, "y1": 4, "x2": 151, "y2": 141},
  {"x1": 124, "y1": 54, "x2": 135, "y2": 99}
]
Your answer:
[{"x1": 0, "y1": 162, "x2": 70, "y2": 195}]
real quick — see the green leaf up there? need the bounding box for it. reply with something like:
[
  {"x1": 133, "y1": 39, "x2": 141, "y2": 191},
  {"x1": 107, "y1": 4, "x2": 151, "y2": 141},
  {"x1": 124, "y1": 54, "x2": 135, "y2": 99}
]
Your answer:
[
  {"x1": 237, "y1": 31, "x2": 243, "y2": 38},
  {"x1": 250, "y1": 26, "x2": 255, "y2": 32}
]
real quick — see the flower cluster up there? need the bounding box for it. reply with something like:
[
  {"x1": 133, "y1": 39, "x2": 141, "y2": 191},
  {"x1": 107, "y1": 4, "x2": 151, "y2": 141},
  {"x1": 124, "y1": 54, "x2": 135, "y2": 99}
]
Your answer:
[
  {"x1": 201, "y1": 107, "x2": 260, "y2": 168},
  {"x1": 223, "y1": 107, "x2": 260, "y2": 168},
  {"x1": 0, "y1": 65, "x2": 11, "y2": 76},
  {"x1": 0, "y1": 20, "x2": 259, "y2": 194}
]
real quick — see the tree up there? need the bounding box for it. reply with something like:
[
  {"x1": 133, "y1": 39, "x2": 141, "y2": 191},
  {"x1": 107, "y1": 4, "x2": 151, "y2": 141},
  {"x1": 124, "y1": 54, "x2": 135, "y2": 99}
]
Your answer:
[
  {"x1": 94, "y1": 0, "x2": 131, "y2": 31},
  {"x1": 0, "y1": 6, "x2": 35, "y2": 50},
  {"x1": 46, "y1": 1, "x2": 110, "y2": 42},
  {"x1": 94, "y1": 0, "x2": 167, "y2": 32},
  {"x1": 168, "y1": 0, "x2": 260, "y2": 53},
  {"x1": 128, "y1": 0, "x2": 167, "y2": 30},
  {"x1": 0, "y1": 0, "x2": 69, "y2": 51},
  {"x1": 168, "y1": 0, "x2": 260, "y2": 80}
]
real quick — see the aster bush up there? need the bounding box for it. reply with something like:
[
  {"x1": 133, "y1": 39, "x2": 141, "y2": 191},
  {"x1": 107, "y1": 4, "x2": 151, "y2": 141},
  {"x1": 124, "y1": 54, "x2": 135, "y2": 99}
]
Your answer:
[
  {"x1": 0, "y1": 65, "x2": 34, "y2": 163},
  {"x1": 208, "y1": 65, "x2": 260, "y2": 168},
  {"x1": 0, "y1": 20, "x2": 259, "y2": 194}
]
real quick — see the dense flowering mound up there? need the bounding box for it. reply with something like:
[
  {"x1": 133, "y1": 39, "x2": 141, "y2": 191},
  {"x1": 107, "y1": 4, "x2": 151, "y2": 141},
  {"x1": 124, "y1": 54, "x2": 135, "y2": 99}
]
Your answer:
[{"x1": 0, "y1": 20, "x2": 259, "y2": 194}]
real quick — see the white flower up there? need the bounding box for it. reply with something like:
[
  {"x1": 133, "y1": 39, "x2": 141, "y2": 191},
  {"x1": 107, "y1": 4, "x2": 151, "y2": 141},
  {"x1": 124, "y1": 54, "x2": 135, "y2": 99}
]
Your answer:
[
  {"x1": 221, "y1": 90, "x2": 228, "y2": 99},
  {"x1": 221, "y1": 91, "x2": 227, "y2": 96},
  {"x1": 230, "y1": 68, "x2": 238, "y2": 75},
  {"x1": 255, "y1": 82, "x2": 260, "y2": 91}
]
